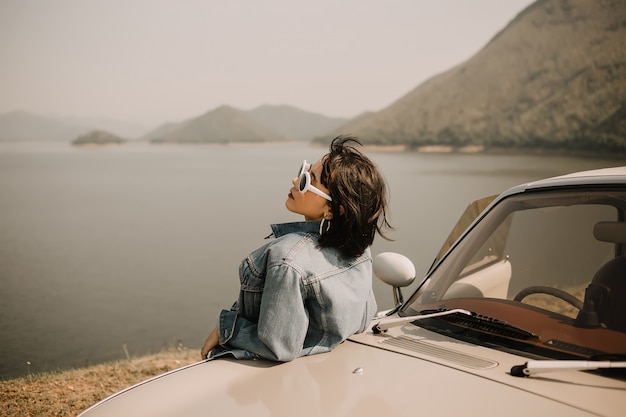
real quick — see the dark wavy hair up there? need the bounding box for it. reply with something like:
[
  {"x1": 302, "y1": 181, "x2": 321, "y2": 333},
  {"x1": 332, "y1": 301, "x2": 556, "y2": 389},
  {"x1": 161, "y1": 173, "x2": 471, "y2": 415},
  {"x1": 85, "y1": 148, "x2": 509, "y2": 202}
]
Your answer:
[{"x1": 318, "y1": 136, "x2": 392, "y2": 258}]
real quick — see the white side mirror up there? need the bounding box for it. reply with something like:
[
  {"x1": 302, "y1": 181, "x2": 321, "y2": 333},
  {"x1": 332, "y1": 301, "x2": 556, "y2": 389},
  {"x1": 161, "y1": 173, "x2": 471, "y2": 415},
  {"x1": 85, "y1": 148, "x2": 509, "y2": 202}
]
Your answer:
[
  {"x1": 373, "y1": 252, "x2": 416, "y2": 313},
  {"x1": 373, "y1": 252, "x2": 416, "y2": 288}
]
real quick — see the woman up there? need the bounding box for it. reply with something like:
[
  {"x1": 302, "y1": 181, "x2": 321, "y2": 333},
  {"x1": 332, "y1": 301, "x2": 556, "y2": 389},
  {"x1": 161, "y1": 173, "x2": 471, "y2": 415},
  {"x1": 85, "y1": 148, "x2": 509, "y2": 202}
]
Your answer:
[{"x1": 201, "y1": 136, "x2": 392, "y2": 361}]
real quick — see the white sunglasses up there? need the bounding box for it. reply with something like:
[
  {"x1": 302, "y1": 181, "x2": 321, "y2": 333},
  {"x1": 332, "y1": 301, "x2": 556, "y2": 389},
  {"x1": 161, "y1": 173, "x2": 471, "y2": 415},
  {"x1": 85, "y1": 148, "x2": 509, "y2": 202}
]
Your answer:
[{"x1": 297, "y1": 160, "x2": 332, "y2": 201}]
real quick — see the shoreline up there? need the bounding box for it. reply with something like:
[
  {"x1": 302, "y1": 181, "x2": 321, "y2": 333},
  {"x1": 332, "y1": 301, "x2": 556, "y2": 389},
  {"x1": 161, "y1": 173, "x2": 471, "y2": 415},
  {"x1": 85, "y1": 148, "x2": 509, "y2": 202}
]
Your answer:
[
  {"x1": 365, "y1": 143, "x2": 625, "y2": 160},
  {"x1": 1, "y1": 346, "x2": 200, "y2": 416},
  {"x1": 1, "y1": 140, "x2": 624, "y2": 160},
  {"x1": 145, "y1": 141, "x2": 626, "y2": 159}
]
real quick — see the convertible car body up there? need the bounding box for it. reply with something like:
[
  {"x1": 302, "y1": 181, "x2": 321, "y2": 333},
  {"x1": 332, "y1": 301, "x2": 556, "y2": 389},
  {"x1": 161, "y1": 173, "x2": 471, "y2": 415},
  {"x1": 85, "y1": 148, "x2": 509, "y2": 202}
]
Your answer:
[{"x1": 79, "y1": 166, "x2": 626, "y2": 416}]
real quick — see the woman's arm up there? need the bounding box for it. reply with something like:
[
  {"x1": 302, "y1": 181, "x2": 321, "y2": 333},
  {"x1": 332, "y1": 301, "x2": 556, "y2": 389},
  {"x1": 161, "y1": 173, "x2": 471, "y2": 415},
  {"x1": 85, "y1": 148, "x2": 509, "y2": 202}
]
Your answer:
[{"x1": 218, "y1": 264, "x2": 309, "y2": 361}]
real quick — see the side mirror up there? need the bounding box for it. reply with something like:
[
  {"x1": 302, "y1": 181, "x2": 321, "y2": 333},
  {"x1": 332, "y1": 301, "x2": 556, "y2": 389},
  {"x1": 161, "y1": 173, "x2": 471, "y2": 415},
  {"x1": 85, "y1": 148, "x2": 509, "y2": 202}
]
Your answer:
[{"x1": 373, "y1": 252, "x2": 416, "y2": 314}]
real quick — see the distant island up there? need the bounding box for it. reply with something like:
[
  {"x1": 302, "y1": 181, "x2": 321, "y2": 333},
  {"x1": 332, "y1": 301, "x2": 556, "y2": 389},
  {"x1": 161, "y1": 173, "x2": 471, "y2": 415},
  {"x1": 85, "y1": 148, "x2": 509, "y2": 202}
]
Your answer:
[{"x1": 71, "y1": 130, "x2": 126, "y2": 146}]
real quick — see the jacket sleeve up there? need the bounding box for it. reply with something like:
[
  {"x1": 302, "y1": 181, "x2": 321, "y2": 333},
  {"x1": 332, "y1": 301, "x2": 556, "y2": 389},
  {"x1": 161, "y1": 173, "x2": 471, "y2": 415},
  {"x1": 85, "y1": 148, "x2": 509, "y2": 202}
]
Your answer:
[{"x1": 218, "y1": 263, "x2": 309, "y2": 361}]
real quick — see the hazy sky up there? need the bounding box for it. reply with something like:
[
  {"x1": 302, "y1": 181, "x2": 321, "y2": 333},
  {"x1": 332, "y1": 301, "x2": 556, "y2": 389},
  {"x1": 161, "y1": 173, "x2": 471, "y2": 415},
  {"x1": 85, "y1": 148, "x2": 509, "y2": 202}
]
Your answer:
[{"x1": 1, "y1": 0, "x2": 535, "y2": 126}]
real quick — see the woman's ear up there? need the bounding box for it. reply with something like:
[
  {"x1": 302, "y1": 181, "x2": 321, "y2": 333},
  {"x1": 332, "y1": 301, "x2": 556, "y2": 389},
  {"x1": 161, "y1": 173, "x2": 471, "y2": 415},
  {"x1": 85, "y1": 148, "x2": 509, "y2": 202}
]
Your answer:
[{"x1": 325, "y1": 205, "x2": 344, "y2": 220}]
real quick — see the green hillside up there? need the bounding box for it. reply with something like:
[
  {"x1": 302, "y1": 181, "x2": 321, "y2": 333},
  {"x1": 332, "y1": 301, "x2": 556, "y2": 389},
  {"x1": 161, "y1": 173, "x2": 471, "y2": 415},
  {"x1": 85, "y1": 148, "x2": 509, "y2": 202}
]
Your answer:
[{"x1": 321, "y1": 0, "x2": 626, "y2": 154}]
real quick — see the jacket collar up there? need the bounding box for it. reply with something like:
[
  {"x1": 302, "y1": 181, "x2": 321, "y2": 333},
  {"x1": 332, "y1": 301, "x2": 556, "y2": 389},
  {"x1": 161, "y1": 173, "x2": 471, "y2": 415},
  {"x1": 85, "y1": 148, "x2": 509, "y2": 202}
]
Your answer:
[{"x1": 269, "y1": 221, "x2": 321, "y2": 238}]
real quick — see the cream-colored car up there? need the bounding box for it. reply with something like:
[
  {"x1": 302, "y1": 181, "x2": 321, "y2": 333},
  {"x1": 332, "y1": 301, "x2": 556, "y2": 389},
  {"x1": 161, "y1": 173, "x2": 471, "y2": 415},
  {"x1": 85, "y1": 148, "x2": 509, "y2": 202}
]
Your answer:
[{"x1": 79, "y1": 167, "x2": 626, "y2": 417}]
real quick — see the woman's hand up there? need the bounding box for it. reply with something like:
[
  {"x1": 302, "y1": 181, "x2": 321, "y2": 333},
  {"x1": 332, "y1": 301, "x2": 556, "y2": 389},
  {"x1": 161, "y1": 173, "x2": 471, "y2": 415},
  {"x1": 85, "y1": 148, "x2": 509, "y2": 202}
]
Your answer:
[{"x1": 201, "y1": 327, "x2": 219, "y2": 359}]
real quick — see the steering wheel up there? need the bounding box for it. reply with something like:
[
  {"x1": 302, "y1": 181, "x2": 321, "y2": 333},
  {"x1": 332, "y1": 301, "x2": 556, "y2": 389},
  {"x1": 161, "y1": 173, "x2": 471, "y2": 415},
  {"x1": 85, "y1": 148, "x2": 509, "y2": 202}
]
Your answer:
[{"x1": 513, "y1": 286, "x2": 584, "y2": 310}]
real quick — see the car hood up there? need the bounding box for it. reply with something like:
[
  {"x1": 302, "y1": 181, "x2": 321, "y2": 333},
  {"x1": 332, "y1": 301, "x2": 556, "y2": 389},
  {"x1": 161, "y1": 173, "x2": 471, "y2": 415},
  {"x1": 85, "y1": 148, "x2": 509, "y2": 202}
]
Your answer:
[{"x1": 78, "y1": 325, "x2": 626, "y2": 417}]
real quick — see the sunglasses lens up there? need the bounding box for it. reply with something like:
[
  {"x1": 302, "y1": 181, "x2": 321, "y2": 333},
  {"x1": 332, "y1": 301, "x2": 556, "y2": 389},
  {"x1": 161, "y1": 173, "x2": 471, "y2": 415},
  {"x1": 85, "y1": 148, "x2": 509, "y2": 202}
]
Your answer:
[{"x1": 299, "y1": 173, "x2": 307, "y2": 192}]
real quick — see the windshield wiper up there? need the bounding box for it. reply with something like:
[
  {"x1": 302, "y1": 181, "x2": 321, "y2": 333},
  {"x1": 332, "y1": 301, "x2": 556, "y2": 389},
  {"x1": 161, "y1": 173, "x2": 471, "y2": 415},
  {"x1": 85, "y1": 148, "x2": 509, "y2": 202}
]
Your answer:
[
  {"x1": 511, "y1": 360, "x2": 626, "y2": 377},
  {"x1": 372, "y1": 308, "x2": 538, "y2": 341},
  {"x1": 371, "y1": 309, "x2": 472, "y2": 334},
  {"x1": 422, "y1": 309, "x2": 538, "y2": 340}
]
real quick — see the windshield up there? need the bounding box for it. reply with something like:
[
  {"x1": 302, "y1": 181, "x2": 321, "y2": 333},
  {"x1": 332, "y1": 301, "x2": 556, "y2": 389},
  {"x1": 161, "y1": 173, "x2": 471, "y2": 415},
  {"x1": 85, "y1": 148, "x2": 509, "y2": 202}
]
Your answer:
[{"x1": 405, "y1": 188, "x2": 626, "y2": 360}]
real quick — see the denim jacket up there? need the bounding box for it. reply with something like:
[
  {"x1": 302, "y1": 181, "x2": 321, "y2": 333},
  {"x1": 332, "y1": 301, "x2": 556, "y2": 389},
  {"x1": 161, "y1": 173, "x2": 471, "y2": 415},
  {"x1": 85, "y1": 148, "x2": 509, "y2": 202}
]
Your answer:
[{"x1": 210, "y1": 221, "x2": 377, "y2": 362}]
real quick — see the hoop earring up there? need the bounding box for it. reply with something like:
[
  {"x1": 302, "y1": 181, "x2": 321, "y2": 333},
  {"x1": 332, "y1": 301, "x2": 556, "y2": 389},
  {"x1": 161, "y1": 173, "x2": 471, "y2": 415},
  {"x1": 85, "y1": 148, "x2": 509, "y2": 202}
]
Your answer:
[{"x1": 319, "y1": 218, "x2": 331, "y2": 235}]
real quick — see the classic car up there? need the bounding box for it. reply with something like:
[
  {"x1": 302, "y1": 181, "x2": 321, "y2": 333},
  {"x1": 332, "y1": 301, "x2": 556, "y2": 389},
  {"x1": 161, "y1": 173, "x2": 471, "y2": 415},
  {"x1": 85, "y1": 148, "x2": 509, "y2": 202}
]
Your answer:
[{"x1": 78, "y1": 166, "x2": 626, "y2": 416}]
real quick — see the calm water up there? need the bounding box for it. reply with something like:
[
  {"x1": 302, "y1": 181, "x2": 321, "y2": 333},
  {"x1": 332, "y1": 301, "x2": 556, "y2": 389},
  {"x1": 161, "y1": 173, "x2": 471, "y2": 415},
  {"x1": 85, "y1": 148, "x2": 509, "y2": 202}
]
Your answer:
[{"x1": 0, "y1": 142, "x2": 620, "y2": 378}]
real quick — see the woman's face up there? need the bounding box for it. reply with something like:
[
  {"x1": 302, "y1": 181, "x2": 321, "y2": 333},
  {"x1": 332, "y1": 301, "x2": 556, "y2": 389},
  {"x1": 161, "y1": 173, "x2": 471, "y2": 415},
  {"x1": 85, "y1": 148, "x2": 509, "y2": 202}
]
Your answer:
[{"x1": 285, "y1": 158, "x2": 332, "y2": 221}]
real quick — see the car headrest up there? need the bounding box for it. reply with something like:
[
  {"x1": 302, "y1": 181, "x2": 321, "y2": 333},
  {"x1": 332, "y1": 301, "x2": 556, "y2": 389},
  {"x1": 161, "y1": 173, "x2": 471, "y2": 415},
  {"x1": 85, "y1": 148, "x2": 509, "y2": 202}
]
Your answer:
[{"x1": 594, "y1": 221, "x2": 626, "y2": 244}]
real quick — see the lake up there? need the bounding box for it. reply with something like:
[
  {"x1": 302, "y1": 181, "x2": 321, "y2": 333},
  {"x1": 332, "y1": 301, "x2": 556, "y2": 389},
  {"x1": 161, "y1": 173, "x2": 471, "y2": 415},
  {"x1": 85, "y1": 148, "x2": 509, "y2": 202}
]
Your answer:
[{"x1": 0, "y1": 141, "x2": 621, "y2": 379}]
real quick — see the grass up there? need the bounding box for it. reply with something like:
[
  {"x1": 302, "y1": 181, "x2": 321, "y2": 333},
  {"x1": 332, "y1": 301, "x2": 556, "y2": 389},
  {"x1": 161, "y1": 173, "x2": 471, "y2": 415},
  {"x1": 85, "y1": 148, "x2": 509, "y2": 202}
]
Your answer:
[{"x1": 1, "y1": 345, "x2": 200, "y2": 417}]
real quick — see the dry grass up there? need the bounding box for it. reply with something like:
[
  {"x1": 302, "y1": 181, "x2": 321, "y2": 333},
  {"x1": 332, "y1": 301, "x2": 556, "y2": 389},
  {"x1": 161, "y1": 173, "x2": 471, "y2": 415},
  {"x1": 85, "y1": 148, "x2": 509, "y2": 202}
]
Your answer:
[{"x1": 1, "y1": 345, "x2": 200, "y2": 417}]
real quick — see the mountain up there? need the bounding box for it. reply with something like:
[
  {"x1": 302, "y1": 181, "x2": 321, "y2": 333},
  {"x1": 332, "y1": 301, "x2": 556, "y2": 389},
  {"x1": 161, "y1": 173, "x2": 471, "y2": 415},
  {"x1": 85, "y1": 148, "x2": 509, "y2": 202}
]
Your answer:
[
  {"x1": 148, "y1": 105, "x2": 286, "y2": 144},
  {"x1": 0, "y1": 104, "x2": 346, "y2": 143},
  {"x1": 0, "y1": 111, "x2": 149, "y2": 141},
  {"x1": 322, "y1": 0, "x2": 626, "y2": 154},
  {"x1": 140, "y1": 120, "x2": 187, "y2": 142},
  {"x1": 0, "y1": 110, "x2": 90, "y2": 142},
  {"x1": 142, "y1": 104, "x2": 348, "y2": 143},
  {"x1": 246, "y1": 105, "x2": 348, "y2": 141}
]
